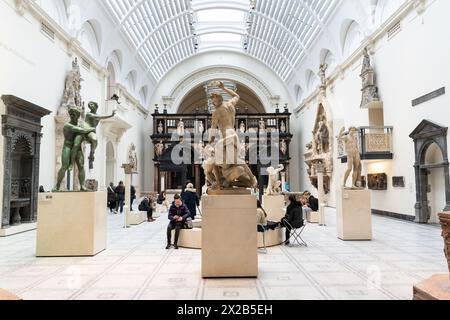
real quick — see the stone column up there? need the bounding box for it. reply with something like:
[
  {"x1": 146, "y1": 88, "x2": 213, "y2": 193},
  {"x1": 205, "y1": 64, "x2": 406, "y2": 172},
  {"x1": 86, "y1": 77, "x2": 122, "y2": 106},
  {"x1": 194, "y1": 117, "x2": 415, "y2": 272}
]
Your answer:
[
  {"x1": 316, "y1": 162, "x2": 326, "y2": 226},
  {"x1": 2, "y1": 127, "x2": 13, "y2": 228},
  {"x1": 122, "y1": 164, "x2": 133, "y2": 228},
  {"x1": 195, "y1": 164, "x2": 201, "y2": 195},
  {"x1": 154, "y1": 164, "x2": 160, "y2": 193}
]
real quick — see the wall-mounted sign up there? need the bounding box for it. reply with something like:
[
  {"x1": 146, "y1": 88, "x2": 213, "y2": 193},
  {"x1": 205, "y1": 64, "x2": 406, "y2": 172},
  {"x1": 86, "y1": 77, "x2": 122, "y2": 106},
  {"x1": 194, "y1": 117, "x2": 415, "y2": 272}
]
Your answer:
[{"x1": 412, "y1": 87, "x2": 445, "y2": 107}]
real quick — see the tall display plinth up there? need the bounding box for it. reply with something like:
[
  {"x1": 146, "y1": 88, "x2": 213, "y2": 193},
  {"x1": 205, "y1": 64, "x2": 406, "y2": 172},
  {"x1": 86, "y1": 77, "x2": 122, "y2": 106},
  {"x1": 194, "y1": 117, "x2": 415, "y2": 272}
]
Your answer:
[
  {"x1": 413, "y1": 275, "x2": 450, "y2": 300},
  {"x1": 36, "y1": 192, "x2": 107, "y2": 257},
  {"x1": 336, "y1": 188, "x2": 372, "y2": 241},
  {"x1": 262, "y1": 195, "x2": 285, "y2": 221},
  {"x1": 202, "y1": 195, "x2": 258, "y2": 278}
]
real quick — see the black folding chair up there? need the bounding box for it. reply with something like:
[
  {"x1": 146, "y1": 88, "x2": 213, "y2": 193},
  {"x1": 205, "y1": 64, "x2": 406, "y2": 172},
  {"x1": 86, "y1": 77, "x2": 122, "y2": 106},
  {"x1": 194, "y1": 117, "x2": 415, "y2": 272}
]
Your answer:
[{"x1": 283, "y1": 220, "x2": 307, "y2": 247}]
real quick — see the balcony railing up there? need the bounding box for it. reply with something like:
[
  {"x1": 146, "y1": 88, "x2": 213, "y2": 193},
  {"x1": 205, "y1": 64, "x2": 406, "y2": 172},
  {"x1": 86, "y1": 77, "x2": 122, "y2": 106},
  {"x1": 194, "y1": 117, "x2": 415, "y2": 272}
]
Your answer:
[{"x1": 338, "y1": 126, "x2": 394, "y2": 162}]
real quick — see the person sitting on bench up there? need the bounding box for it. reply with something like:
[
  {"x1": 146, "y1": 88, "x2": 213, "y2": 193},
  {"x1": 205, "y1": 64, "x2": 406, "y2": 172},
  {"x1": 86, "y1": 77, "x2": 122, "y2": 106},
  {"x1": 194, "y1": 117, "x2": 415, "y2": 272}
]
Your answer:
[{"x1": 166, "y1": 194, "x2": 191, "y2": 250}]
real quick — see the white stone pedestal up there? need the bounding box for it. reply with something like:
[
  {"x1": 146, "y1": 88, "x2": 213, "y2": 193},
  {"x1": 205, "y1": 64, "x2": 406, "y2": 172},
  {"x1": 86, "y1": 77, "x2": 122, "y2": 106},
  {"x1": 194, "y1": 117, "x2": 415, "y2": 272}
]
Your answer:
[
  {"x1": 307, "y1": 211, "x2": 320, "y2": 223},
  {"x1": 262, "y1": 195, "x2": 285, "y2": 221},
  {"x1": 202, "y1": 195, "x2": 258, "y2": 278},
  {"x1": 336, "y1": 188, "x2": 372, "y2": 241},
  {"x1": 36, "y1": 192, "x2": 107, "y2": 257}
]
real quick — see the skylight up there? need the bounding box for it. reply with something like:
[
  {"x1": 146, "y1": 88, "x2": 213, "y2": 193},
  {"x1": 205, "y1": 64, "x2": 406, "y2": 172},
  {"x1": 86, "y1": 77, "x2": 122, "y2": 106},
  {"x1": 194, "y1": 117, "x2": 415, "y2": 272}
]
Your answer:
[{"x1": 103, "y1": 0, "x2": 339, "y2": 82}]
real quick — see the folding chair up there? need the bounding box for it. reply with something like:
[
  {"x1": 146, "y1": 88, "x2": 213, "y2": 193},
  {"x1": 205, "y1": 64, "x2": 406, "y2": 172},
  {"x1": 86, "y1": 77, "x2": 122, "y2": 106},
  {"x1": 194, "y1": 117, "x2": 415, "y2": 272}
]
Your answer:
[
  {"x1": 257, "y1": 224, "x2": 268, "y2": 254},
  {"x1": 283, "y1": 220, "x2": 307, "y2": 247}
]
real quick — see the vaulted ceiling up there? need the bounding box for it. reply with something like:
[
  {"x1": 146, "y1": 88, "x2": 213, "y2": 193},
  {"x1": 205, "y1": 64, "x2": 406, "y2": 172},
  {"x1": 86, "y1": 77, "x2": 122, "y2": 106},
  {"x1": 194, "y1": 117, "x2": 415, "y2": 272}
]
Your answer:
[{"x1": 104, "y1": 0, "x2": 339, "y2": 83}]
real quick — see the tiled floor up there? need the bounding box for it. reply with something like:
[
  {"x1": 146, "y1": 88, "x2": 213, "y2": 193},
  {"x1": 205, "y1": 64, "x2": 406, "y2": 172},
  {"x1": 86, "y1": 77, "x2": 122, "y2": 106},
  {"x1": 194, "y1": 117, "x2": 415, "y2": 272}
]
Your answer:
[{"x1": 0, "y1": 208, "x2": 447, "y2": 300}]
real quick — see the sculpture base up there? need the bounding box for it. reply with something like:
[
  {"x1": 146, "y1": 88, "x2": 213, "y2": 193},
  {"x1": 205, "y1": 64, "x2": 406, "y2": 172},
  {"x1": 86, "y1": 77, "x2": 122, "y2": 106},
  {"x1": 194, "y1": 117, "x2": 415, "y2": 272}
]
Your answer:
[
  {"x1": 336, "y1": 188, "x2": 372, "y2": 240},
  {"x1": 36, "y1": 192, "x2": 107, "y2": 257},
  {"x1": 413, "y1": 275, "x2": 450, "y2": 300},
  {"x1": 307, "y1": 211, "x2": 320, "y2": 224},
  {"x1": 202, "y1": 195, "x2": 258, "y2": 278},
  {"x1": 262, "y1": 195, "x2": 285, "y2": 221},
  {"x1": 207, "y1": 188, "x2": 251, "y2": 195},
  {"x1": 0, "y1": 223, "x2": 36, "y2": 237},
  {"x1": 128, "y1": 211, "x2": 148, "y2": 225},
  {"x1": 361, "y1": 101, "x2": 383, "y2": 109}
]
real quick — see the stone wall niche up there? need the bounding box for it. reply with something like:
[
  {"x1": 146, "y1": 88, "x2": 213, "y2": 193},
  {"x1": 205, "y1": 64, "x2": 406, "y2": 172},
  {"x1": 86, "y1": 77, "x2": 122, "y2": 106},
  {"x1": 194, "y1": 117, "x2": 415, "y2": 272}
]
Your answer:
[{"x1": 1, "y1": 95, "x2": 51, "y2": 231}]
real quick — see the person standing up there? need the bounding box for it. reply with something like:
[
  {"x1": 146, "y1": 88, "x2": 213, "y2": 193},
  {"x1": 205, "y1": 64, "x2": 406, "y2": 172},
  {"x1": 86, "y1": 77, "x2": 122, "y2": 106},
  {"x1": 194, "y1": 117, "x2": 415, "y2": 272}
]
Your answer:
[
  {"x1": 181, "y1": 183, "x2": 200, "y2": 220},
  {"x1": 130, "y1": 185, "x2": 136, "y2": 209},
  {"x1": 115, "y1": 181, "x2": 125, "y2": 214},
  {"x1": 166, "y1": 195, "x2": 190, "y2": 250},
  {"x1": 107, "y1": 182, "x2": 117, "y2": 214}
]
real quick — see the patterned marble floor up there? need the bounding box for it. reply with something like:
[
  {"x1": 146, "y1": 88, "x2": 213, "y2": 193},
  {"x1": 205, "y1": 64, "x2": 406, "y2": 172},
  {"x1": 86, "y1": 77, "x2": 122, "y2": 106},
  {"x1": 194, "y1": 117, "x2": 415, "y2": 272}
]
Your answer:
[{"x1": 0, "y1": 208, "x2": 447, "y2": 300}]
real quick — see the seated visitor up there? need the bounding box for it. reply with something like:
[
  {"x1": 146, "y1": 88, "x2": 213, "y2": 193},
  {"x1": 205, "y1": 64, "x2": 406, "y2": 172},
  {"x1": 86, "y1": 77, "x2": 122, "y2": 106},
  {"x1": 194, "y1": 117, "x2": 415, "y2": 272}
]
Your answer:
[
  {"x1": 282, "y1": 195, "x2": 304, "y2": 245},
  {"x1": 107, "y1": 182, "x2": 117, "y2": 214},
  {"x1": 303, "y1": 191, "x2": 319, "y2": 212},
  {"x1": 39, "y1": 186, "x2": 46, "y2": 193},
  {"x1": 139, "y1": 197, "x2": 154, "y2": 222},
  {"x1": 181, "y1": 183, "x2": 200, "y2": 220},
  {"x1": 256, "y1": 200, "x2": 268, "y2": 232},
  {"x1": 166, "y1": 194, "x2": 191, "y2": 250}
]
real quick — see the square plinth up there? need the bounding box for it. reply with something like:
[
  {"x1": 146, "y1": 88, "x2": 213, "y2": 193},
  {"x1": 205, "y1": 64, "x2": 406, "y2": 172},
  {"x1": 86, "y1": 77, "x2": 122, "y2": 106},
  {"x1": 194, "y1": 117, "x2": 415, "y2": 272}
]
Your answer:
[
  {"x1": 262, "y1": 195, "x2": 285, "y2": 222},
  {"x1": 413, "y1": 274, "x2": 450, "y2": 300},
  {"x1": 36, "y1": 192, "x2": 107, "y2": 257},
  {"x1": 202, "y1": 195, "x2": 258, "y2": 278},
  {"x1": 336, "y1": 188, "x2": 372, "y2": 241}
]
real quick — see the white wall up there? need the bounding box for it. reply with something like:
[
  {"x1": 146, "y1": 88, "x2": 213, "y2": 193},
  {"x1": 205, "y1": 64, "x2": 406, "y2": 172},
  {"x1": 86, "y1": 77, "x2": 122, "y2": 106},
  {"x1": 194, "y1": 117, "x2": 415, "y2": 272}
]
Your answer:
[{"x1": 294, "y1": 0, "x2": 450, "y2": 218}]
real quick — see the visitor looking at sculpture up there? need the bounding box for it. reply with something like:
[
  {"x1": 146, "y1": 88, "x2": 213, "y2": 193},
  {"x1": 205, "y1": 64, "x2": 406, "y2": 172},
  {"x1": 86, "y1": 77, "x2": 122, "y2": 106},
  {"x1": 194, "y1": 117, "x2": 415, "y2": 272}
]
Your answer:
[
  {"x1": 181, "y1": 183, "x2": 200, "y2": 220},
  {"x1": 107, "y1": 182, "x2": 117, "y2": 214},
  {"x1": 166, "y1": 195, "x2": 191, "y2": 250}
]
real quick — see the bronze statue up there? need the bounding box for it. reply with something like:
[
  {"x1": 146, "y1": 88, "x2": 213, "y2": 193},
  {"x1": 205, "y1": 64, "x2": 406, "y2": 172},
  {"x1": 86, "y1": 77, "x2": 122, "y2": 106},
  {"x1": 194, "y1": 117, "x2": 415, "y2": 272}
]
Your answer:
[
  {"x1": 70, "y1": 102, "x2": 115, "y2": 170},
  {"x1": 54, "y1": 108, "x2": 96, "y2": 191}
]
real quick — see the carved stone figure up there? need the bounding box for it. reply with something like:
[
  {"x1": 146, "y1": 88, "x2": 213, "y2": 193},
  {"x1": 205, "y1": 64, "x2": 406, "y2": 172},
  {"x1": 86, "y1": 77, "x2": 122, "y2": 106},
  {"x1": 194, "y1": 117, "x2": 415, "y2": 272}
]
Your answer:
[
  {"x1": 240, "y1": 121, "x2": 246, "y2": 134},
  {"x1": 128, "y1": 143, "x2": 138, "y2": 172},
  {"x1": 198, "y1": 121, "x2": 204, "y2": 134},
  {"x1": 319, "y1": 63, "x2": 328, "y2": 87},
  {"x1": 155, "y1": 141, "x2": 164, "y2": 157},
  {"x1": 177, "y1": 119, "x2": 185, "y2": 136},
  {"x1": 70, "y1": 102, "x2": 115, "y2": 170},
  {"x1": 266, "y1": 165, "x2": 284, "y2": 195},
  {"x1": 60, "y1": 58, "x2": 83, "y2": 115},
  {"x1": 206, "y1": 81, "x2": 258, "y2": 190},
  {"x1": 54, "y1": 108, "x2": 96, "y2": 192},
  {"x1": 158, "y1": 121, "x2": 164, "y2": 134},
  {"x1": 280, "y1": 121, "x2": 286, "y2": 134},
  {"x1": 315, "y1": 114, "x2": 329, "y2": 154},
  {"x1": 280, "y1": 140, "x2": 287, "y2": 156},
  {"x1": 259, "y1": 118, "x2": 266, "y2": 131},
  {"x1": 438, "y1": 212, "x2": 450, "y2": 276},
  {"x1": 337, "y1": 127, "x2": 362, "y2": 189},
  {"x1": 362, "y1": 47, "x2": 371, "y2": 73}
]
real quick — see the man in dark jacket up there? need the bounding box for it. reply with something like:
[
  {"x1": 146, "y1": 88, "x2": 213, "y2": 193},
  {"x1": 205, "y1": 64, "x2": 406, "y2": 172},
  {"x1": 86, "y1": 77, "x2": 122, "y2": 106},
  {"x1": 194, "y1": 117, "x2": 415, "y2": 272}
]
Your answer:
[
  {"x1": 282, "y1": 195, "x2": 304, "y2": 245},
  {"x1": 166, "y1": 194, "x2": 191, "y2": 250},
  {"x1": 181, "y1": 183, "x2": 200, "y2": 219},
  {"x1": 304, "y1": 191, "x2": 319, "y2": 212},
  {"x1": 139, "y1": 197, "x2": 154, "y2": 222}
]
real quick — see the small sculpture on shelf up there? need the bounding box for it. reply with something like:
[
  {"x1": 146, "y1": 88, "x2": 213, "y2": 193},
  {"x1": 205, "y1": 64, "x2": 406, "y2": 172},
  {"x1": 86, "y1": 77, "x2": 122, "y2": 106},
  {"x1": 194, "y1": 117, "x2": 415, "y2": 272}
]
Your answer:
[
  {"x1": 54, "y1": 108, "x2": 96, "y2": 192},
  {"x1": 177, "y1": 118, "x2": 185, "y2": 136},
  {"x1": 315, "y1": 114, "x2": 330, "y2": 154},
  {"x1": 128, "y1": 143, "x2": 138, "y2": 173},
  {"x1": 266, "y1": 164, "x2": 284, "y2": 196},
  {"x1": 280, "y1": 139, "x2": 287, "y2": 156},
  {"x1": 259, "y1": 118, "x2": 266, "y2": 132},
  {"x1": 155, "y1": 141, "x2": 164, "y2": 157},
  {"x1": 280, "y1": 121, "x2": 286, "y2": 133},
  {"x1": 239, "y1": 121, "x2": 246, "y2": 134},
  {"x1": 319, "y1": 63, "x2": 328, "y2": 88},
  {"x1": 337, "y1": 127, "x2": 362, "y2": 189}
]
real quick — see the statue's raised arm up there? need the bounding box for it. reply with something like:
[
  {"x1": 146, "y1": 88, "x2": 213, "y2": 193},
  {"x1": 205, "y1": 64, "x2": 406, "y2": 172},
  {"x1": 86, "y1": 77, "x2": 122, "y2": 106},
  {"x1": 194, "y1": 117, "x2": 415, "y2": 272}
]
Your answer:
[{"x1": 218, "y1": 81, "x2": 240, "y2": 107}]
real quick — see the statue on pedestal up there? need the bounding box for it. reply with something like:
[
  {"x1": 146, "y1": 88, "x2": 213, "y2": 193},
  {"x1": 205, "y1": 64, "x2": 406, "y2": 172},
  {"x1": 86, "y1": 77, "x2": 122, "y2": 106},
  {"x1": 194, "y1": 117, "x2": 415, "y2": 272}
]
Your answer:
[
  {"x1": 280, "y1": 121, "x2": 286, "y2": 134},
  {"x1": 128, "y1": 143, "x2": 138, "y2": 173},
  {"x1": 155, "y1": 141, "x2": 164, "y2": 157},
  {"x1": 319, "y1": 63, "x2": 328, "y2": 87},
  {"x1": 70, "y1": 102, "x2": 115, "y2": 170},
  {"x1": 205, "y1": 81, "x2": 257, "y2": 191},
  {"x1": 315, "y1": 114, "x2": 329, "y2": 154},
  {"x1": 337, "y1": 127, "x2": 362, "y2": 189},
  {"x1": 240, "y1": 121, "x2": 246, "y2": 134},
  {"x1": 158, "y1": 121, "x2": 164, "y2": 134},
  {"x1": 266, "y1": 165, "x2": 284, "y2": 195},
  {"x1": 177, "y1": 119, "x2": 185, "y2": 136},
  {"x1": 54, "y1": 108, "x2": 96, "y2": 192}
]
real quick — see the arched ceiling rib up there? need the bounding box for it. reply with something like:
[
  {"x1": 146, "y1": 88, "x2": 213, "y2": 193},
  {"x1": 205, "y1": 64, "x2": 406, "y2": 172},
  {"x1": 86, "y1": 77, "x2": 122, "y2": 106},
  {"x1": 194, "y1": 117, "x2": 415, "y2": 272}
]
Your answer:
[{"x1": 104, "y1": 0, "x2": 338, "y2": 82}]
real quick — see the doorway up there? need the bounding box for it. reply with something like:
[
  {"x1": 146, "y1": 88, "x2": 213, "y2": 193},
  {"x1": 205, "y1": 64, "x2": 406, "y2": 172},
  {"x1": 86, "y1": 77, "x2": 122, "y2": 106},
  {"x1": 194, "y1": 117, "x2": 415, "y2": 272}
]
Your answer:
[{"x1": 410, "y1": 120, "x2": 450, "y2": 223}]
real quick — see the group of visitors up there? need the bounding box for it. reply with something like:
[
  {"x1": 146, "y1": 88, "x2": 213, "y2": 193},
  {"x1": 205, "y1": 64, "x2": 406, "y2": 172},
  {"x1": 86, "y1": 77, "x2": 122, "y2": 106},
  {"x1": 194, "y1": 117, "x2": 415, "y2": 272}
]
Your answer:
[{"x1": 107, "y1": 181, "x2": 131, "y2": 214}]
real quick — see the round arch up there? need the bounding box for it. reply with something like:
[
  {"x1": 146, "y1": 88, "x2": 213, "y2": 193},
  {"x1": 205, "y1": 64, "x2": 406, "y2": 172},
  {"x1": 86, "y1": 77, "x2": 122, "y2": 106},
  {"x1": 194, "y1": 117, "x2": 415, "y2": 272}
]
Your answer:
[{"x1": 169, "y1": 66, "x2": 277, "y2": 114}]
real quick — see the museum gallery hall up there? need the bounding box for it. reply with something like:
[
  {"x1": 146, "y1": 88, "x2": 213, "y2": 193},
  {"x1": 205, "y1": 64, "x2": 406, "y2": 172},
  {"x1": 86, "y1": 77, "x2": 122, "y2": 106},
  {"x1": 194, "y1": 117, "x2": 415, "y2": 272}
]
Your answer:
[{"x1": 0, "y1": 0, "x2": 449, "y2": 302}]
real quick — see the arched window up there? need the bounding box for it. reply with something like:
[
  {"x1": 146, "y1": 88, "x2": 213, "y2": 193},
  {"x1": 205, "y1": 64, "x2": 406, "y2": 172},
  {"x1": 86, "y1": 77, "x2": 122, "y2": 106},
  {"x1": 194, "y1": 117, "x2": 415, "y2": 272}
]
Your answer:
[
  {"x1": 341, "y1": 20, "x2": 363, "y2": 58},
  {"x1": 78, "y1": 21, "x2": 102, "y2": 58}
]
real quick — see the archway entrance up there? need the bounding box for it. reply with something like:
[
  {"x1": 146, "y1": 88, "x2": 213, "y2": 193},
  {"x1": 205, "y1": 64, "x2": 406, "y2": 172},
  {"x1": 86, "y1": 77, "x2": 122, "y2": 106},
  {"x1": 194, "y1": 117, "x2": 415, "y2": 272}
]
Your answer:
[
  {"x1": 106, "y1": 141, "x2": 116, "y2": 185},
  {"x1": 410, "y1": 120, "x2": 450, "y2": 223}
]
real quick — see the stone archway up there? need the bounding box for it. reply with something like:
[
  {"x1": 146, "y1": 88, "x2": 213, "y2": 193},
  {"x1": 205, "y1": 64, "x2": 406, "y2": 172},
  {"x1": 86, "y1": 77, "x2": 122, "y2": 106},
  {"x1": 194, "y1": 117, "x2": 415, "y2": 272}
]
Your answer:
[
  {"x1": 410, "y1": 120, "x2": 450, "y2": 223},
  {"x1": 105, "y1": 141, "x2": 116, "y2": 185}
]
